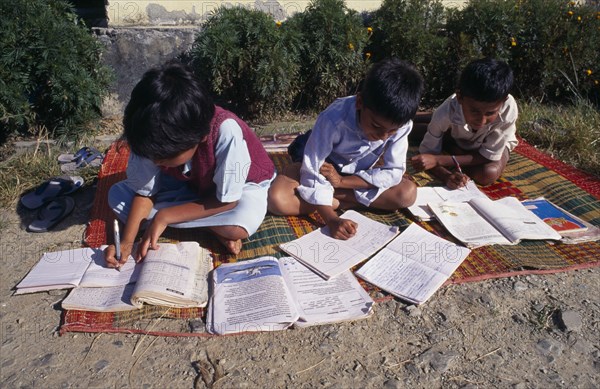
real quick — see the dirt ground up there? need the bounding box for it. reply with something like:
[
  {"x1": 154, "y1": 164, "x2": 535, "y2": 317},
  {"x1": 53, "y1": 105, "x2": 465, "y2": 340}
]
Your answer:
[{"x1": 1, "y1": 180, "x2": 599, "y2": 389}]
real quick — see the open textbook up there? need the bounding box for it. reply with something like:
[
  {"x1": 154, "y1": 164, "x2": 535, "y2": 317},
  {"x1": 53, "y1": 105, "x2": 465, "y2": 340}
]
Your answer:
[
  {"x1": 206, "y1": 256, "x2": 374, "y2": 335},
  {"x1": 407, "y1": 181, "x2": 488, "y2": 221},
  {"x1": 279, "y1": 210, "x2": 399, "y2": 280},
  {"x1": 428, "y1": 196, "x2": 562, "y2": 248},
  {"x1": 16, "y1": 242, "x2": 212, "y2": 311},
  {"x1": 15, "y1": 246, "x2": 139, "y2": 295},
  {"x1": 355, "y1": 223, "x2": 471, "y2": 304},
  {"x1": 61, "y1": 242, "x2": 212, "y2": 311}
]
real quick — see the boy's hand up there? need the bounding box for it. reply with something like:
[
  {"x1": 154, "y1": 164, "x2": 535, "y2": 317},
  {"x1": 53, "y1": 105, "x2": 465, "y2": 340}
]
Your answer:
[
  {"x1": 327, "y1": 217, "x2": 358, "y2": 240},
  {"x1": 320, "y1": 162, "x2": 343, "y2": 187},
  {"x1": 136, "y1": 211, "x2": 169, "y2": 260},
  {"x1": 411, "y1": 154, "x2": 438, "y2": 171},
  {"x1": 104, "y1": 241, "x2": 134, "y2": 269},
  {"x1": 446, "y1": 172, "x2": 469, "y2": 189}
]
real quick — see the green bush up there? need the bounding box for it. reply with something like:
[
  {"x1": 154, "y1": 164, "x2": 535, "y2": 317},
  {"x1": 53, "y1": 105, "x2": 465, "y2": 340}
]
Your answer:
[
  {"x1": 0, "y1": 0, "x2": 112, "y2": 144},
  {"x1": 446, "y1": 0, "x2": 600, "y2": 102},
  {"x1": 369, "y1": 0, "x2": 450, "y2": 104},
  {"x1": 191, "y1": 7, "x2": 301, "y2": 119},
  {"x1": 287, "y1": 0, "x2": 370, "y2": 110}
]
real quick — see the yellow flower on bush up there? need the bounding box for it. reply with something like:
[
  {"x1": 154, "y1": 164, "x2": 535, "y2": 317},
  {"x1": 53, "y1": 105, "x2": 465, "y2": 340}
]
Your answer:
[
  {"x1": 365, "y1": 52, "x2": 372, "y2": 59},
  {"x1": 510, "y1": 37, "x2": 517, "y2": 47},
  {"x1": 567, "y1": 10, "x2": 573, "y2": 16},
  {"x1": 348, "y1": 43, "x2": 355, "y2": 50},
  {"x1": 577, "y1": 16, "x2": 581, "y2": 22},
  {"x1": 367, "y1": 27, "x2": 373, "y2": 35},
  {"x1": 586, "y1": 69, "x2": 593, "y2": 76},
  {"x1": 275, "y1": 21, "x2": 282, "y2": 27}
]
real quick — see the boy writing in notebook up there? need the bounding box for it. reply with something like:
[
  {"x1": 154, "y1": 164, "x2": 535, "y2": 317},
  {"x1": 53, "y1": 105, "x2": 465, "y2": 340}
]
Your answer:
[
  {"x1": 104, "y1": 62, "x2": 275, "y2": 267},
  {"x1": 411, "y1": 58, "x2": 518, "y2": 189},
  {"x1": 268, "y1": 58, "x2": 424, "y2": 240}
]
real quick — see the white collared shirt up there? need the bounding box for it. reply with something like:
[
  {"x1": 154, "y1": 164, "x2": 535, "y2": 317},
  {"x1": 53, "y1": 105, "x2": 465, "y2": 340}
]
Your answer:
[
  {"x1": 297, "y1": 96, "x2": 412, "y2": 207},
  {"x1": 419, "y1": 94, "x2": 519, "y2": 161}
]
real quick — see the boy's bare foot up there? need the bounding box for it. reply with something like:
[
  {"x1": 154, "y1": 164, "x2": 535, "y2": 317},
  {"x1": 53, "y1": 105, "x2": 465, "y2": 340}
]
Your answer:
[{"x1": 216, "y1": 235, "x2": 243, "y2": 255}]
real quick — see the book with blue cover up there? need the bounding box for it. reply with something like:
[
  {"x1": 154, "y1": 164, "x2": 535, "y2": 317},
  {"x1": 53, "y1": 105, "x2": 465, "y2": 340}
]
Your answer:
[{"x1": 521, "y1": 198, "x2": 588, "y2": 234}]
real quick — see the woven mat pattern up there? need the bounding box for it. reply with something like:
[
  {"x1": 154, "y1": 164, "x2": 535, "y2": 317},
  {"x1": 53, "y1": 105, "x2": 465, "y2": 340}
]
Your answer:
[{"x1": 62, "y1": 139, "x2": 600, "y2": 336}]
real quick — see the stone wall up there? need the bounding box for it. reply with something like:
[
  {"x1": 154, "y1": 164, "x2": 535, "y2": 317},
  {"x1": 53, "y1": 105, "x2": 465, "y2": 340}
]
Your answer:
[{"x1": 95, "y1": 27, "x2": 198, "y2": 116}]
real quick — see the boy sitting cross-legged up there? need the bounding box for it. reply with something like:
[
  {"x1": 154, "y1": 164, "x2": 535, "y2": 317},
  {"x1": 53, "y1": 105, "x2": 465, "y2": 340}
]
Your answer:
[{"x1": 268, "y1": 58, "x2": 424, "y2": 240}]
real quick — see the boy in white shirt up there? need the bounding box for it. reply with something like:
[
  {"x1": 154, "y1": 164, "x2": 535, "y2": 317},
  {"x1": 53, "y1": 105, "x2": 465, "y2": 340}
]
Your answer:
[
  {"x1": 268, "y1": 58, "x2": 424, "y2": 240},
  {"x1": 411, "y1": 58, "x2": 518, "y2": 189}
]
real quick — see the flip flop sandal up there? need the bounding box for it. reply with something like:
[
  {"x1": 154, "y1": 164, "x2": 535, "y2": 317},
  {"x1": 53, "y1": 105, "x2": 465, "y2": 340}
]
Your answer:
[
  {"x1": 60, "y1": 148, "x2": 104, "y2": 173},
  {"x1": 20, "y1": 175, "x2": 84, "y2": 210},
  {"x1": 57, "y1": 146, "x2": 95, "y2": 164},
  {"x1": 27, "y1": 196, "x2": 75, "y2": 233}
]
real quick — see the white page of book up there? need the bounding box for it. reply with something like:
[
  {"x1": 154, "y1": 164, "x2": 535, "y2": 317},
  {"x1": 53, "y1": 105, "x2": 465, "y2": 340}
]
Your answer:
[
  {"x1": 79, "y1": 254, "x2": 140, "y2": 287},
  {"x1": 278, "y1": 257, "x2": 373, "y2": 327},
  {"x1": 279, "y1": 210, "x2": 399, "y2": 279},
  {"x1": 470, "y1": 197, "x2": 561, "y2": 242},
  {"x1": 355, "y1": 223, "x2": 471, "y2": 304},
  {"x1": 132, "y1": 242, "x2": 200, "y2": 305},
  {"x1": 15, "y1": 247, "x2": 97, "y2": 294},
  {"x1": 428, "y1": 202, "x2": 511, "y2": 247},
  {"x1": 208, "y1": 257, "x2": 299, "y2": 335},
  {"x1": 62, "y1": 283, "x2": 139, "y2": 312}
]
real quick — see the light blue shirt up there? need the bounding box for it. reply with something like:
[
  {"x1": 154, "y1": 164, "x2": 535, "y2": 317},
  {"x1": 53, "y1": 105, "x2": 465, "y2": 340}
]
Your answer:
[
  {"x1": 124, "y1": 119, "x2": 252, "y2": 202},
  {"x1": 297, "y1": 96, "x2": 412, "y2": 206}
]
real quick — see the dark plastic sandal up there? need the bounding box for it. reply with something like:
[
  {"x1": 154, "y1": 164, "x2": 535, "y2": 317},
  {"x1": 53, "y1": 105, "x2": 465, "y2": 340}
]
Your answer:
[
  {"x1": 27, "y1": 196, "x2": 75, "y2": 233},
  {"x1": 20, "y1": 176, "x2": 84, "y2": 210}
]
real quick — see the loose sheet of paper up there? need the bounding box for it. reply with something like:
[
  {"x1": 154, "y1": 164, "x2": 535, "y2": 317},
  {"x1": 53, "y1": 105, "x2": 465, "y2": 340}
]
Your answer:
[
  {"x1": 279, "y1": 210, "x2": 399, "y2": 279},
  {"x1": 408, "y1": 182, "x2": 488, "y2": 221},
  {"x1": 433, "y1": 180, "x2": 488, "y2": 202},
  {"x1": 355, "y1": 223, "x2": 471, "y2": 304},
  {"x1": 279, "y1": 257, "x2": 373, "y2": 326}
]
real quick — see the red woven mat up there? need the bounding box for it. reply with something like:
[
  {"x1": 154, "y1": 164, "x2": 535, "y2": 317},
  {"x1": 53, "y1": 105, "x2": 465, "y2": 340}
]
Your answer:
[{"x1": 61, "y1": 139, "x2": 599, "y2": 336}]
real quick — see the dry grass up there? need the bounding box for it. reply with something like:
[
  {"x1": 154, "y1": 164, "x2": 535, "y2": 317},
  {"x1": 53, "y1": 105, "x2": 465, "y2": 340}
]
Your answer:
[
  {"x1": 518, "y1": 99, "x2": 600, "y2": 178},
  {"x1": 0, "y1": 146, "x2": 101, "y2": 209}
]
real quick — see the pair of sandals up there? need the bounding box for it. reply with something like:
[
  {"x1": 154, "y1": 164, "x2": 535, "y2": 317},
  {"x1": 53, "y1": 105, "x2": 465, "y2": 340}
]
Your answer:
[
  {"x1": 21, "y1": 175, "x2": 84, "y2": 233},
  {"x1": 58, "y1": 146, "x2": 104, "y2": 173}
]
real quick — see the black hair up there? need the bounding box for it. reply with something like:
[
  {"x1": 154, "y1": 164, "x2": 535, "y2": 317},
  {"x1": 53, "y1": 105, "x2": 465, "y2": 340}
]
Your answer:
[
  {"x1": 360, "y1": 58, "x2": 424, "y2": 125},
  {"x1": 458, "y1": 58, "x2": 514, "y2": 102},
  {"x1": 123, "y1": 61, "x2": 215, "y2": 160}
]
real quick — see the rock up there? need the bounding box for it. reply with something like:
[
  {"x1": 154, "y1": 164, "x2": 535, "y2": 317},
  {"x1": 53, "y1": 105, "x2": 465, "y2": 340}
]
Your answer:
[
  {"x1": 512, "y1": 281, "x2": 528, "y2": 292},
  {"x1": 532, "y1": 303, "x2": 545, "y2": 313},
  {"x1": 112, "y1": 340, "x2": 124, "y2": 348},
  {"x1": 430, "y1": 351, "x2": 459, "y2": 373},
  {"x1": 37, "y1": 353, "x2": 54, "y2": 367},
  {"x1": 383, "y1": 378, "x2": 402, "y2": 389},
  {"x1": 189, "y1": 319, "x2": 204, "y2": 333},
  {"x1": 535, "y1": 338, "x2": 563, "y2": 357},
  {"x1": 405, "y1": 305, "x2": 422, "y2": 317},
  {"x1": 94, "y1": 360, "x2": 110, "y2": 373},
  {"x1": 558, "y1": 310, "x2": 583, "y2": 332}
]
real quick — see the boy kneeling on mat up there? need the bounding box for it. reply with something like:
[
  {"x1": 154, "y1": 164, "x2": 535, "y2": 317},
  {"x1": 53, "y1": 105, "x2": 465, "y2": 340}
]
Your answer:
[
  {"x1": 411, "y1": 58, "x2": 518, "y2": 189},
  {"x1": 268, "y1": 58, "x2": 424, "y2": 240}
]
